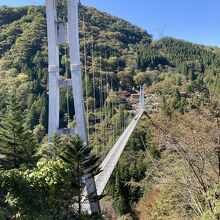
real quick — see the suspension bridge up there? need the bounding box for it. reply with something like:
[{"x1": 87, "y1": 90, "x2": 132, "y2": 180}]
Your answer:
[{"x1": 46, "y1": 0, "x2": 146, "y2": 214}]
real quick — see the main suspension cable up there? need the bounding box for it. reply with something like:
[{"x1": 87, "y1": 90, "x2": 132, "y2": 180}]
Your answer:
[
  {"x1": 91, "y1": 36, "x2": 97, "y2": 143},
  {"x1": 83, "y1": 13, "x2": 90, "y2": 139}
]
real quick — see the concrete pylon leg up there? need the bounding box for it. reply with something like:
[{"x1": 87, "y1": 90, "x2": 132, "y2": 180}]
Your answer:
[
  {"x1": 46, "y1": 0, "x2": 100, "y2": 214},
  {"x1": 139, "y1": 85, "x2": 145, "y2": 110},
  {"x1": 46, "y1": 0, "x2": 60, "y2": 140},
  {"x1": 67, "y1": 0, "x2": 101, "y2": 214}
]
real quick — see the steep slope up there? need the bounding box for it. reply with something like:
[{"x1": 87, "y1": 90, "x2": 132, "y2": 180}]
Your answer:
[
  {"x1": 136, "y1": 37, "x2": 220, "y2": 96},
  {"x1": 156, "y1": 37, "x2": 220, "y2": 69},
  {"x1": 137, "y1": 37, "x2": 220, "y2": 72},
  {"x1": 0, "y1": 5, "x2": 151, "y2": 71},
  {"x1": 0, "y1": 4, "x2": 151, "y2": 129}
]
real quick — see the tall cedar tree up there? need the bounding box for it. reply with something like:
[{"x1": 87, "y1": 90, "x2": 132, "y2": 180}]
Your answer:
[
  {"x1": 172, "y1": 88, "x2": 182, "y2": 110},
  {"x1": 0, "y1": 96, "x2": 37, "y2": 170},
  {"x1": 52, "y1": 135, "x2": 101, "y2": 218}
]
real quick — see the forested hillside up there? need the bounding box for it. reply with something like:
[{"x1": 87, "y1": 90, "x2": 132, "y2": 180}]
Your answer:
[
  {"x1": 0, "y1": 4, "x2": 220, "y2": 131},
  {"x1": 0, "y1": 2, "x2": 220, "y2": 220},
  {"x1": 0, "y1": 4, "x2": 151, "y2": 130}
]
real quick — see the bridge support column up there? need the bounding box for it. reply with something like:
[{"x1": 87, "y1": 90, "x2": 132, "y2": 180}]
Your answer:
[
  {"x1": 67, "y1": 0, "x2": 101, "y2": 213},
  {"x1": 139, "y1": 85, "x2": 145, "y2": 110},
  {"x1": 46, "y1": 0, "x2": 100, "y2": 214},
  {"x1": 46, "y1": 0, "x2": 60, "y2": 140}
]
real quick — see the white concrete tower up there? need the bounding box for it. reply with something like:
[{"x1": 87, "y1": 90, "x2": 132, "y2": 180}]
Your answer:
[
  {"x1": 46, "y1": 0, "x2": 60, "y2": 139},
  {"x1": 139, "y1": 85, "x2": 145, "y2": 109},
  {"x1": 46, "y1": 0, "x2": 101, "y2": 214}
]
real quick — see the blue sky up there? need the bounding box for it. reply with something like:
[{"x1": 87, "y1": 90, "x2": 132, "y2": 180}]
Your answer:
[{"x1": 1, "y1": 0, "x2": 220, "y2": 47}]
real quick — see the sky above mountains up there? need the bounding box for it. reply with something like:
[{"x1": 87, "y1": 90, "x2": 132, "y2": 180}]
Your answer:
[{"x1": 1, "y1": 0, "x2": 220, "y2": 47}]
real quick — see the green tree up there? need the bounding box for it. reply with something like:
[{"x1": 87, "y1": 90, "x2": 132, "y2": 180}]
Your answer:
[
  {"x1": 161, "y1": 96, "x2": 172, "y2": 119},
  {"x1": 52, "y1": 135, "x2": 101, "y2": 217},
  {"x1": 0, "y1": 160, "x2": 75, "y2": 219},
  {"x1": 134, "y1": 71, "x2": 149, "y2": 86},
  {"x1": 172, "y1": 88, "x2": 181, "y2": 110},
  {"x1": 117, "y1": 67, "x2": 135, "y2": 91},
  {"x1": 0, "y1": 96, "x2": 37, "y2": 170},
  {"x1": 189, "y1": 67, "x2": 196, "y2": 81},
  {"x1": 113, "y1": 172, "x2": 127, "y2": 214},
  {"x1": 171, "y1": 88, "x2": 188, "y2": 114}
]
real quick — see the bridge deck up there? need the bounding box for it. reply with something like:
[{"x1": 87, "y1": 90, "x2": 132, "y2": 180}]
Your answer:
[
  {"x1": 82, "y1": 109, "x2": 144, "y2": 212},
  {"x1": 95, "y1": 109, "x2": 144, "y2": 196}
]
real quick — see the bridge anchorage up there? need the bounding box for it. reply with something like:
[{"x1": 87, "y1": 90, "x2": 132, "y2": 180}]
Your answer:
[{"x1": 46, "y1": 0, "x2": 145, "y2": 214}]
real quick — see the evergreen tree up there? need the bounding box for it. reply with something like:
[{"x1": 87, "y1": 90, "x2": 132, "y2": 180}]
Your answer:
[
  {"x1": 170, "y1": 88, "x2": 188, "y2": 114},
  {"x1": 172, "y1": 88, "x2": 182, "y2": 110},
  {"x1": 113, "y1": 172, "x2": 127, "y2": 214},
  {"x1": 180, "y1": 63, "x2": 188, "y2": 75},
  {"x1": 179, "y1": 98, "x2": 188, "y2": 114},
  {"x1": 161, "y1": 96, "x2": 172, "y2": 119},
  {"x1": 189, "y1": 67, "x2": 196, "y2": 81},
  {"x1": 52, "y1": 135, "x2": 101, "y2": 217},
  {"x1": 0, "y1": 96, "x2": 37, "y2": 170},
  {"x1": 28, "y1": 101, "x2": 39, "y2": 128},
  {"x1": 136, "y1": 154, "x2": 146, "y2": 180}
]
